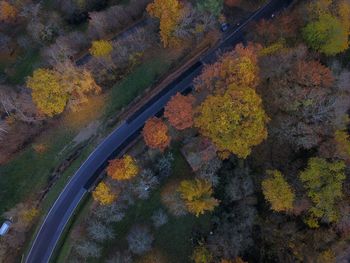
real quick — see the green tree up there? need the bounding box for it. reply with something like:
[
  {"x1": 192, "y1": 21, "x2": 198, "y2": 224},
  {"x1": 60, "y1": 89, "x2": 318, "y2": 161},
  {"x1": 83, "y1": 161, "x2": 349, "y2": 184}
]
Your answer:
[
  {"x1": 299, "y1": 157, "x2": 346, "y2": 228},
  {"x1": 262, "y1": 170, "x2": 295, "y2": 212},
  {"x1": 194, "y1": 84, "x2": 269, "y2": 159},
  {"x1": 178, "y1": 179, "x2": 219, "y2": 216},
  {"x1": 197, "y1": 0, "x2": 223, "y2": 17},
  {"x1": 302, "y1": 13, "x2": 349, "y2": 55}
]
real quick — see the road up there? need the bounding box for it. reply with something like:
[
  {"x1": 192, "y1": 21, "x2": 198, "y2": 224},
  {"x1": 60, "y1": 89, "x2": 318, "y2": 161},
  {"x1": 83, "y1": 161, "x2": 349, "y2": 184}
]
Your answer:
[{"x1": 25, "y1": 0, "x2": 293, "y2": 262}]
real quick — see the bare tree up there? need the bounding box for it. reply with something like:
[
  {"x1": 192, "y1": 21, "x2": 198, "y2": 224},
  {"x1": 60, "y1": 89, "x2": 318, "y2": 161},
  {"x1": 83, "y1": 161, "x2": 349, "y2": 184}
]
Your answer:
[
  {"x1": 73, "y1": 240, "x2": 101, "y2": 259},
  {"x1": 127, "y1": 225, "x2": 154, "y2": 255},
  {"x1": 87, "y1": 220, "x2": 114, "y2": 242},
  {"x1": 133, "y1": 169, "x2": 159, "y2": 200},
  {"x1": 151, "y1": 209, "x2": 168, "y2": 228}
]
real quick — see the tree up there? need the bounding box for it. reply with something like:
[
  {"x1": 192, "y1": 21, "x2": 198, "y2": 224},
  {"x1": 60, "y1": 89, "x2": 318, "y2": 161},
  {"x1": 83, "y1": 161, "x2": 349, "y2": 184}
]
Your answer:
[
  {"x1": 178, "y1": 179, "x2": 218, "y2": 216},
  {"x1": 26, "y1": 68, "x2": 68, "y2": 117},
  {"x1": 133, "y1": 169, "x2": 159, "y2": 200},
  {"x1": 54, "y1": 61, "x2": 101, "y2": 111},
  {"x1": 74, "y1": 241, "x2": 101, "y2": 259},
  {"x1": 194, "y1": 84, "x2": 269, "y2": 159},
  {"x1": 89, "y1": 40, "x2": 113, "y2": 57},
  {"x1": 161, "y1": 180, "x2": 188, "y2": 217},
  {"x1": 151, "y1": 209, "x2": 168, "y2": 228},
  {"x1": 107, "y1": 155, "x2": 139, "y2": 180},
  {"x1": 258, "y1": 47, "x2": 346, "y2": 150},
  {"x1": 262, "y1": 170, "x2": 295, "y2": 212},
  {"x1": 335, "y1": 130, "x2": 350, "y2": 160},
  {"x1": 299, "y1": 157, "x2": 346, "y2": 228},
  {"x1": 164, "y1": 93, "x2": 195, "y2": 130},
  {"x1": 0, "y1": 1, "x2": 17, "y2": 22},
  {"x1": 92, "y1": 202, "x2": 126, "y2": 224},
  {"x1": 127, "y1": 226, "x2": 154, "y2": 255},
  {"x1": 194, "y1": 43, "x2": 260, "y2": 93},
  {"x1": 142, "y1": 117, "x2": 171, "y2": 151},
  {"x1": 92, "y1": 182, "x2": 117, "y2": 205},
  {"x1": 87, "y1": 220, "x2": 114, "y2": 242},
  {"x1": 302, "y1": 13, "x2": 349, "y2": 55},
  {"x1": 147, "y1": 0, "x2": 182, "y2": 47},
  {"x1": 156, "y1": 152, "x2": 174, "y2": 178},
  {"x1": 197, "y1": 0, "x2": 223, "y2": 17},
  {"x1": 192, "y1": 244, "x2": 214, "y2": 263}
]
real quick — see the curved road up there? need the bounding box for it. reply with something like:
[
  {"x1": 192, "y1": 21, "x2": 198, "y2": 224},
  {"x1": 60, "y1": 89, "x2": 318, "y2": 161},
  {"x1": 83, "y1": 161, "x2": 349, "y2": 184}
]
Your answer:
[{"x1": 25, "y1": 1, "x2": 293, "y2": 262}]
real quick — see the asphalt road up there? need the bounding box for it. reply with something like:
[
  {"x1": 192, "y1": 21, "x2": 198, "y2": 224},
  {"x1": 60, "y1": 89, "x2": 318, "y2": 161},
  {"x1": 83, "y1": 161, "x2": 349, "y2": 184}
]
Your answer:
[{"x1": 25, "y1": 1, "x2": 293, "y2": 262}]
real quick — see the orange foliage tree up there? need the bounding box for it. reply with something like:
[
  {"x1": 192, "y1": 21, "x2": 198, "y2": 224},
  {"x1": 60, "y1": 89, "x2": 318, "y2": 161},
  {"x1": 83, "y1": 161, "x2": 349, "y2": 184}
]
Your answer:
[
  {"x1": 142, "y1": 117, "x2": 171, "y2": 151},
  {"x1": 194, "y1": 43, "x2": 261, "y2": 93},
  {"x1": 164, "y1": 93, "x2": 195, "y2": 130},
  {"x1": 0, "y1": 1, "x2": 17, "y2": 22},
  {"x1": 107, "y1": 155, "x2": 139, "y2": 180},
  {"x1": 147, "y1": 0, "x2": 182, "y2": 47}
]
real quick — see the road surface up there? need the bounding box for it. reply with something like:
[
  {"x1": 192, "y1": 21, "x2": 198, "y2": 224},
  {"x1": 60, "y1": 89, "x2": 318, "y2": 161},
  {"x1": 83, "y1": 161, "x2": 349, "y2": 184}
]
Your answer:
[{"x1": 25, "y1": 0, "x2": 293, "y2": 262}]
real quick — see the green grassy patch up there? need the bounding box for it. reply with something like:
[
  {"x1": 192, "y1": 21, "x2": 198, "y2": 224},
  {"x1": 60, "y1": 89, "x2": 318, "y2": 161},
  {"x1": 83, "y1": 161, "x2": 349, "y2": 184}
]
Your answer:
[
  {"x1": 0, "y1": 128, "x2": 75, "y2": 217},
  {"x1": 104, "y1": 54, "x2": 172, "y2": 119},
  {"x1": 7, "y1": 49, "x2": 41, "y2": 84}
]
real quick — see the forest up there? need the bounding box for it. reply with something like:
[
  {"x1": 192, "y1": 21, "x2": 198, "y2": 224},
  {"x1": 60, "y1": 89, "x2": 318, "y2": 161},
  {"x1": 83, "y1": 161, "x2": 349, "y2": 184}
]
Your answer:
[{"x1": 1, "y1": 0, "x2": 350, "y2": 262}]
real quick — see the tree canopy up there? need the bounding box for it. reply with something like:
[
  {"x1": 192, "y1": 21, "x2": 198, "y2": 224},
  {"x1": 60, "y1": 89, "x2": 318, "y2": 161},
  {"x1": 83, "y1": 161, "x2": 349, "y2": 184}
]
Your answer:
[
  {"x1": 142, "y1": 117, "x2": 171, "y2": 151},
  {"x1": 194, "y1": 84, "x2": 269, "y2": 159},
  {"x1": 89, "y1": 40, "x2": 113, "y2": 57},
  {"x1": 178, "y1": 179, "x2": 219, "y2": 216},
  {"x1": 164, "y1": 93, "x2": 195, "y2": 130},
  {"x1": 262, "y1": 170, "x2": 295, "y2": 212},
  {"x1": 92, "y1": 182, "x2": 116, "y2": 205},
  {"x1": 107, "y1": 155, "x2": 139, "y2": 180},
  {"x1": 147, "y1": 0, "x2": 182, "y2": 47},
  {"x1": 299, "y1": 157, "x2": 346, "y2": 228}
]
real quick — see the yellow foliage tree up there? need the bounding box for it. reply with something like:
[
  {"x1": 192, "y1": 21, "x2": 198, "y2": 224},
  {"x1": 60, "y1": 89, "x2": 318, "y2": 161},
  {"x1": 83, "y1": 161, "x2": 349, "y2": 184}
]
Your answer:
[
  {"x1": 194, "y1": 84, "x2": 269, "y2": 159},
  {"x1": 191, "y1": 244, "x2": 213, "y2": 263},
  {"x1": 147, "y1": 0, "x2": 182, "y2": 47},
  {"x1": 27, "y1": 63, "x2": 101, "y2": 116},
  {"x1": 107, "y1": 155, "x2": 139, "y2": 180},
  {"x1": 178, "y1": 179, "x2": 219, "y2": 216},
  {"x1": 92, "y1": 182, "x2": 116, "y2": 205},
  {"x1": 89, "y1": 40, "x2": 113, "y2": 57},
  {"x1": 0, "y1": 1, "x2": 17, "y2": 22},
  {"x1": 26, "y1": 68, "x2": 68, "y2": 117},
  {"x1": 262, "y1": 170, "x2": 295, "y2": 212},
  {"x1": 335, "y1": 129, "x2": 350, "y2": 159}
]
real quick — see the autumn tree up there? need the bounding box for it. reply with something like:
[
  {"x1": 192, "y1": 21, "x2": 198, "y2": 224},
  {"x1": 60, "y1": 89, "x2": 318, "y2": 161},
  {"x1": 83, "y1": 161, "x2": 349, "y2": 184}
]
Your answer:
[
  {"x1": 335, "y1": 129, "x2": 350, "y2": 160},
  {"x1": 26, "y1": 68, "x2": 68, "y2": 116},
  {"x1": 194, "y1": 43, "x2": 260, "y2": 93},
  {"x1": 302, "y1": 0, "x2": 350, "y2": 56},
  {"x1": 178, "y1": 179, "x2": 219, "y2": 216},
  {"x1": 54, "y1": 61, "x2": 101, "y2": 111},
  {"x1": 27, "y1": 63, "x2": 101, "y2": 116},
  {"x1": 142, "y1": 117, "x2": 171, "y2": 151},
  {"x1": 164, "y1": 93, "x2": 195, "y2": 130},
  {"x1": 197, "y1": 0, "x2": 223, "y2": 17},
  {"x1": 147, "y1": 0, "x2": 182, "y2": 47},
  {"x1": 192, "y1": 244, "x2": 214, "y2": 263},
  {"x1": 92, "y1": 182, "x2": 117, "y2": 205},
  {"x1": 258, "y1": 46, "x2": 346, "y2": 150},
  {"x1": 107, "y1": 155, "x2": 139, "y2": 180},
  {"x1": 262, "y1": 170, "x2": 295, "y2": 212},
  {"x1": 89, "y1": 40, "x2": 113, "y2": 57},
  {"x1": 194, "y1": 84, "x2": 269, "y2": 159},
  {"x1": 0, "y1": 1, "x2": 17, "y2": 22},
  {"x1": 299, "y1": 157, "x2": 346, "y2": 228}
]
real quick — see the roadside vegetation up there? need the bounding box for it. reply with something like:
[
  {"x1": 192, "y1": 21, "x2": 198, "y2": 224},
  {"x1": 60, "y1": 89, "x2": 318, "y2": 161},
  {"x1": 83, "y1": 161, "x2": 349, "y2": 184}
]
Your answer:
[{"x1": 1, "y1": 0, "x2": 350, "y2": 262}]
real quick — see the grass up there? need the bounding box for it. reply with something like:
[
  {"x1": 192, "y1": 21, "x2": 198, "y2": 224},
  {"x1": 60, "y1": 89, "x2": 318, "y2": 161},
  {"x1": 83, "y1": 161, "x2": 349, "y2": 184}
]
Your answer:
[
  {"x1": 7, "y1": 49, "x2": 41, "y2": 84},
  {"x1": 53, "y1": 146, "x2": 212, "y2": 263}
]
